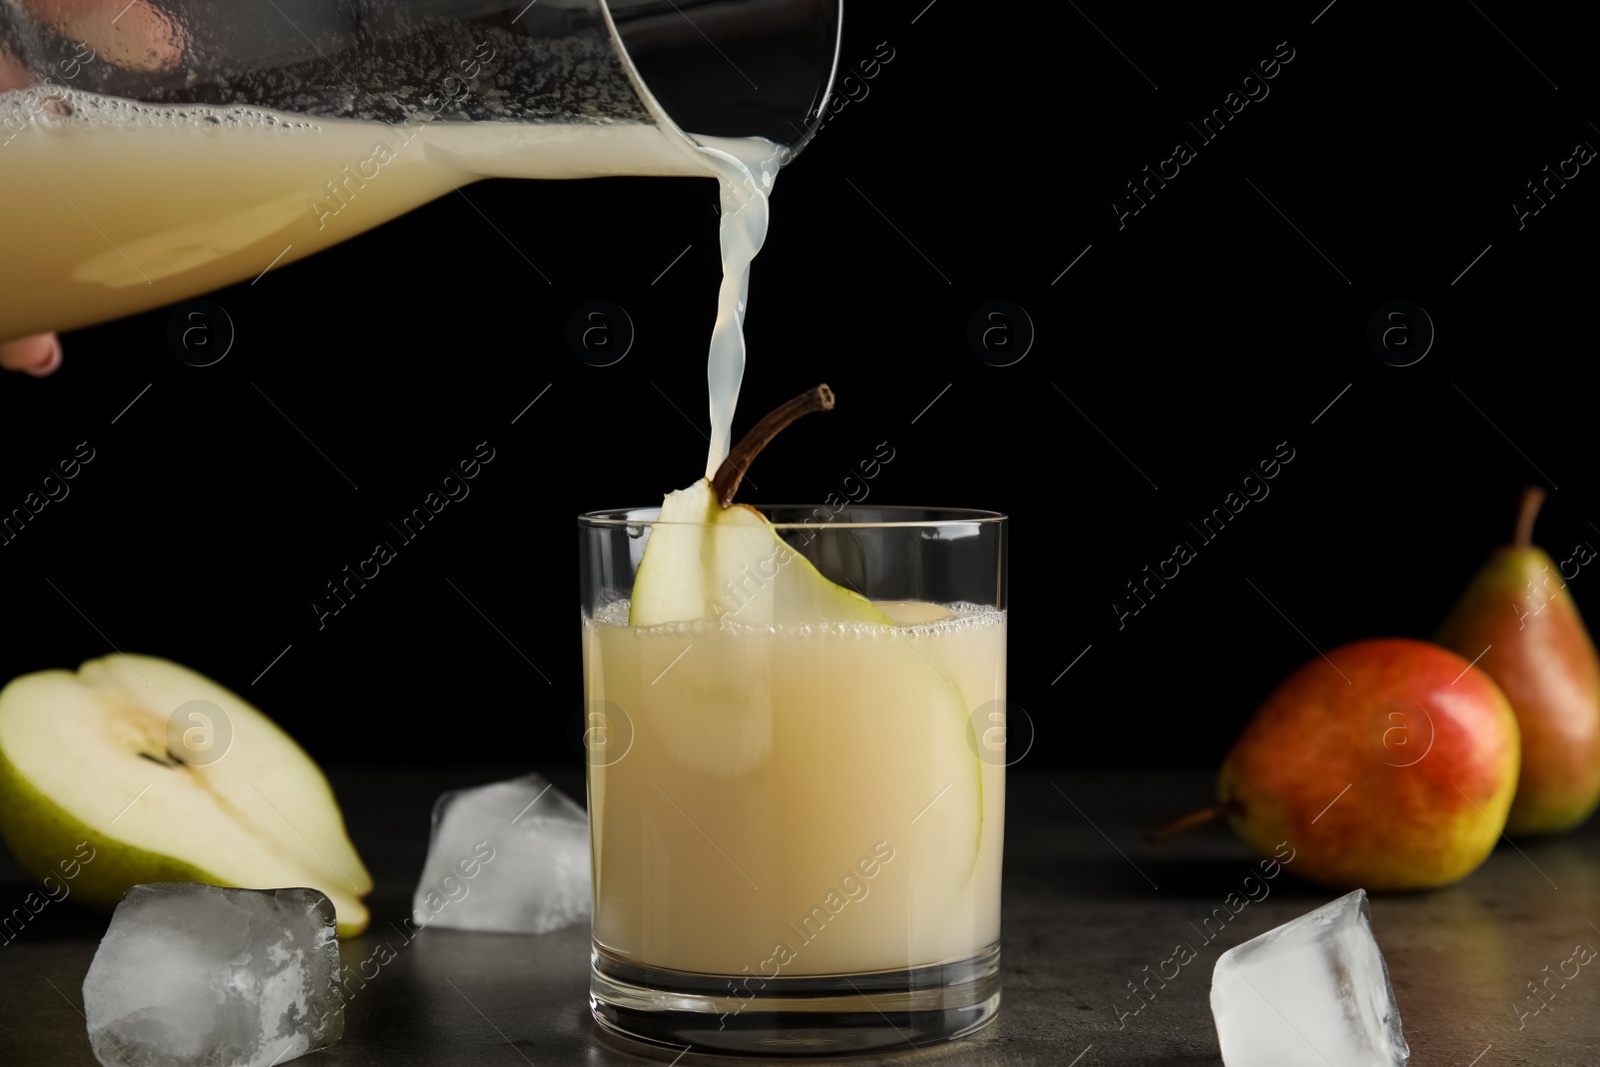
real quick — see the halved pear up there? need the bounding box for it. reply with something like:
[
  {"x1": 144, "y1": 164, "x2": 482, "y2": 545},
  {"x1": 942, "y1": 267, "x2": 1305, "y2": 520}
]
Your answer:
[
  {"x1": 621, "y1": 386, "x2": 983, "y2": 891},
  {"x1": 0, "y1": 654, "x2": 372, "y2": 936}
]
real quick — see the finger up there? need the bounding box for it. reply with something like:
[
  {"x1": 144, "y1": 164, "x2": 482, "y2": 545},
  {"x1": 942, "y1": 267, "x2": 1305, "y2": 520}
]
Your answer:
[
  {"x1": 0, "y1": 335, "x2": 64, "y2": 376},
  {"x1": 14, "y1": 0, "x2": 187, "y2": 73}
]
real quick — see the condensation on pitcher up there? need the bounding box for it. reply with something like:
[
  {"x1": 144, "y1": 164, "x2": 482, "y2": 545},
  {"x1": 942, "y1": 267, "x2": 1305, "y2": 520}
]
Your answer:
[{"x1": 3, "y1": 23, "x2": 651, "y2": 127}]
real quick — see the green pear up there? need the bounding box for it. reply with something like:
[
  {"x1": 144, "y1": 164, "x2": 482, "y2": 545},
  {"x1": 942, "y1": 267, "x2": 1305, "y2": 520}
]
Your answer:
[
  {"x1": 1437, "y1": 488, "x2": 1600, "y2": 835},
  {"x1": 0, "y1": 654, "x2": 372, "y2": 935}
]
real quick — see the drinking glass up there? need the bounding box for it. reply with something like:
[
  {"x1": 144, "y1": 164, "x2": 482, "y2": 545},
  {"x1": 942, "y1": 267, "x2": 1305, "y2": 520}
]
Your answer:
[{"x1": 579, "y1": 505, "x2": 1008, "y2": 1055}]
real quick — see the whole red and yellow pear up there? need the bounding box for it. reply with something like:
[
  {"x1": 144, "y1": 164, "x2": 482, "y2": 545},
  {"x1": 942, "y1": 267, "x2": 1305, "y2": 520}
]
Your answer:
[
  {"x1": 1436, "y1": 489, "x2": 1600, "y2": 835},
  {"x1": 1220, "y1": 638, "x2": 1519, "y2": 889}
]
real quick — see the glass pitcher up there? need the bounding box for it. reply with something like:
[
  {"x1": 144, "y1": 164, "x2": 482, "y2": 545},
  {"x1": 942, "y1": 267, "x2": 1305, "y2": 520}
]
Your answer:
[{"x1": 0, "y1": 0, "x2": 842, "y2": 340}]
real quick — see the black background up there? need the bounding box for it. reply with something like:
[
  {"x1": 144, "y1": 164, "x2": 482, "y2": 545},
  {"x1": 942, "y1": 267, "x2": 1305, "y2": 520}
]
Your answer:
[{"x1": 2, "y1": 1, "x2": 1596, "y2": 772}]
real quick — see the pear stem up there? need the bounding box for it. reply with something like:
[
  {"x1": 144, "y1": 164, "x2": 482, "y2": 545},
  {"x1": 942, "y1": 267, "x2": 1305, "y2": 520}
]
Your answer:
[
  {"x1": 1146, "y1": 800, "x2": 1242, "y2": 845},
  {"x1": 711, "y1": 384, "x2": 836, "y2": 507},
  {"x1": 1514, "y1": 486, "x2": 1546, "y2": 548}
]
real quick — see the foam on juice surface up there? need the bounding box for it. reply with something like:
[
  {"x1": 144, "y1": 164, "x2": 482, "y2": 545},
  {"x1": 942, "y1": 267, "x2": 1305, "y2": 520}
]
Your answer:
[
  {"x1": 1, "y1": 87, "x2": 323, "y2": 131},
  {"x1": 588, "y1": 597, "x2": 1005, "y2": 637}
]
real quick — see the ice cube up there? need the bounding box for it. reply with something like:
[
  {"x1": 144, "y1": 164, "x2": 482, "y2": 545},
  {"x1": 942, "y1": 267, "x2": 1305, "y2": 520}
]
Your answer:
[
  {"x1": 411, "y1": 773, "x2": 591, "y2": 935},
  {"x1": 1210, "y1": 888, "x2": 1409, "y2": 1067},
  {"x1": 81, "y1": 883, "x2": 342, "y2": 1067}
]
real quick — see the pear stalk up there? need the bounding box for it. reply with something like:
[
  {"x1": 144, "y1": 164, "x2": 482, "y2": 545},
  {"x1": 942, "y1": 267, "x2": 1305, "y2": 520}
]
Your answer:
[
  {"x1": 712, "y1": 384, "x2": 835, "y2": 507},
  {"x1": 1514, "y1": 486, "x2": 1545, "y2": 549},
  {"x1": 1146, "y1": 801, "x2": 1242, "y2": 844}
]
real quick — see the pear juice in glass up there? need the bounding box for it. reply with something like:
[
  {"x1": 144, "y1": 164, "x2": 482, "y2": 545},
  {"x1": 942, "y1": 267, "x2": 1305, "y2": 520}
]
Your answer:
[{"x1": 580, "y1": 505, "x2": 1007, "y2": 1055}]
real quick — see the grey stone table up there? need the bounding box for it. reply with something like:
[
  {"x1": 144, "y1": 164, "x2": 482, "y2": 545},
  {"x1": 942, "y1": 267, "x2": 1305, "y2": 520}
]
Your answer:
[{"x1": 3, "y1": 768, "x2": 1596, "y2": 1065}]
